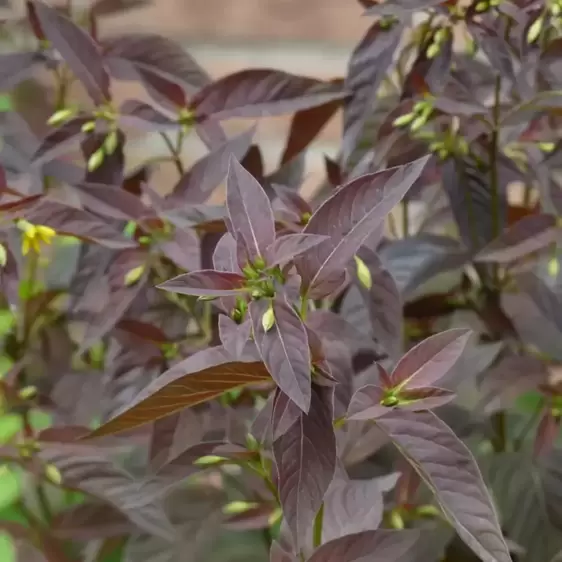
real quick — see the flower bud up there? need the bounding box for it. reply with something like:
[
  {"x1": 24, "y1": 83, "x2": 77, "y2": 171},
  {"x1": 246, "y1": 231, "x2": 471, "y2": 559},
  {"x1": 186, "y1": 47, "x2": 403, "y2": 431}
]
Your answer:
[
  {"x1": 47, "y1": 108, "x2": 75, "y2": 126},
  {"x1": 261, "y1": 306, "x2": 275, "y2": 332},
  {"x1": 87, "y1": 148, "x2": 105, "y2": 172}
]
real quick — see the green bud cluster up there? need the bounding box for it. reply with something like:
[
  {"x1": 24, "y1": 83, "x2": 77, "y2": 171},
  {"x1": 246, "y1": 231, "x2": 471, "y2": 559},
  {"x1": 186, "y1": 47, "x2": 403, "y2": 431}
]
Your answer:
[
  {"x1": 425, "y1": 26, "x2": 450, "y2": 59},
  {"x1": 393, "y1": 99, "x2": 434, "y2": 133}
]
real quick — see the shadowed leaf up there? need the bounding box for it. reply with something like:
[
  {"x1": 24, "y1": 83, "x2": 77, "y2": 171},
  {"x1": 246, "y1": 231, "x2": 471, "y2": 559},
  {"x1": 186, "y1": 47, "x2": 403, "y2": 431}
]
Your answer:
[
  {"x1": 307, "y1": 530, "x2": 420, "y2": 562},
  {"x1": 475, "y1": 214, "x2": 558, "y2": 264}
]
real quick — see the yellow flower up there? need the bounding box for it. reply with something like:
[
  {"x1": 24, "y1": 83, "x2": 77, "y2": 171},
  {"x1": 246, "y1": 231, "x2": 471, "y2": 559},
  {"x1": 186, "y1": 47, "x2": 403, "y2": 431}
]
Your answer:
[{"x1": 17, "y1": 220, "x2": 56, "y2": 256}]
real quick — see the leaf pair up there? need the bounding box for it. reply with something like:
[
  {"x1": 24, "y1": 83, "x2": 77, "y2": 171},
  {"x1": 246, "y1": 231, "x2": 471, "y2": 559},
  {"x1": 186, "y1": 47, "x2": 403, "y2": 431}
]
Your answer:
[{"x1": 347, "y1": 328, "x2": 471, "y2": 420}]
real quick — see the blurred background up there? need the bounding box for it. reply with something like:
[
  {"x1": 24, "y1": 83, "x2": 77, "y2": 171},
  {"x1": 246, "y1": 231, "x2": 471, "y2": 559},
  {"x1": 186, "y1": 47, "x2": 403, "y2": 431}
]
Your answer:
[{"x1": 1, "y1": 0, "x2": 372, "y2": 198}]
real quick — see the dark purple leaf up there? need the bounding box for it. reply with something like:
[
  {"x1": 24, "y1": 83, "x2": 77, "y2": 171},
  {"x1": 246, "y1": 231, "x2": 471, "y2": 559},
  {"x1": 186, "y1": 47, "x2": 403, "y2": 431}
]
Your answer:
[
  {"x1": 281, "y1": 95, "x2": 342, "y2": 165},
  {"x1": 298, "y1": 156, "x2": 429, "y2": 298},
  {"x1": 343, "y1": 21, "x2": 403, "y2": 164},
  {"x1": 119, "y1": 99, "x2": 177, "y2": 131},
  {"x1": 355, "y1": 248, "x2": 403, "y2": 361},
  {"x1": 39, "y1": 443, "x2": 176, "y2": 540},
  {"x1": 390, "y1": 329, "x2": 471, "y2": 390},
  {"x1": 227, "y1": 156, "x2": 276, "y2": 262},
  {"x1": 32, "y1": 1, "x2": 110, "y2": 104},
  {"x1": 172, "y1": 127, "x2": 255, "y2": 203},
  {"x1": 190, "y1": 69, "x2": 348, "y2": 121},
  {"x1": 32, "y1": 117, "x2": 88, "y2": 165},
  {"x1": 364, "y1": 0, "x2": 442, "y2": 15},
  {"x1": 72, "y1": 182, "x2": 148, "y2": 221},
  {"x1": 376, "y1": 410, "x2": 511, "y2": 562},
  {"x1": 157, "y1": 226, "x2": 201, "y2": 272},
  {"x1": 475, "y1": 214, "x2": 558, "y2": 264},
  {"x1": 251, "y1": 297, "x2": 311, "y2": 412},
  {"x1": 0, "y1": 52, "x2": 41, "y2": 90},
  {"x1": 23, "y1": 200, "x2": 137, "y2": 249},
  {"x1": 157, "y1": 270, "x2": 247, "y2": 297},
  {"x1": 307, "y1": 530, "x2": 420, "y2": 562},
  {"x1": 148, "y1": 409, "x2": 203, "y2": 471},
  {"x1": 103, "y1": 33, "x2": 210, "y2": 93},
  {"x1": 266, "y1": 233, "x2": 329, "y2": 267},
  {"x1": 273, "y1": 386, "x2": 336, "y2": 549}
]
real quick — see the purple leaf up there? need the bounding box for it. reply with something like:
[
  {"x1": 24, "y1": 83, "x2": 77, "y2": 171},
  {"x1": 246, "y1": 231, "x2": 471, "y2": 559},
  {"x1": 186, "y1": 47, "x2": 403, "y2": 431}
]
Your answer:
[
  {"x1": 102, "y1": 33, "x2": 209, "y2": 93},
  {"x1": 32, "y1": 117, "x2": 89, "y2": 165},
  {"x1": 390, "y1": 328, "x2": 471, "y2": 390},
  {"x1": 32, "y1": 2, "x2": 110, "y2": 104},
  {"x1": 273, "y1": 386, "x2": 336, "y2": 549},
  {"x1": 376, "y1": 410, "x2": 511, "y2": 562},
  {"x1": 227, "y1": 156, "x2": 276, "y2": 262},
  {"x1": 396, "y1": 387, "x2": 456, "y2": 411},
  {"x1": 475, "y1": 214, "x2": 558, "y2": 264},
  {"x1": 322, "y1": 470, "x2": 399, "y2": 542},
  {"x1": 297, "y1": 157, "x2": 429, "y2": 298},
  {"x1": 270, "y1": 541, "x2": 297, "y2": 562},
  {"x1": 190, "y1": 69, "x2": 348, "y2": 121},
  {"x1": 219, "y1": 315, "x2": 251, "y2": 359},
  {"x1": 307, "y1": 530, "x2": 420, "y2": 562},
  {"x1": 172, "y1": 127, "x2": 255, "y2": 203},
  {"x1": 23, "y1": 200, "x2": 137, "y2": 249},
  {"x1": 266, "y1": 234, "x2": 330, "y2": 267},
  {"x1": 157, "y1": 270, "x2": 247, "y2": 297},
  {"x1": 119, "y1": 100, "x2": 177, "y2": 131},
  {"x1": 347, "y1": 386, "x2": 388, "y2": 421},
  {"x1": 0, "y1": 52, "x2": 41, "y2": 90},
  {"x1": 251, "y1": 297, "x2": 312, "y2": 412},
  {"x1": 342, "y1": 21, "x2": 403, "y2": 165}
]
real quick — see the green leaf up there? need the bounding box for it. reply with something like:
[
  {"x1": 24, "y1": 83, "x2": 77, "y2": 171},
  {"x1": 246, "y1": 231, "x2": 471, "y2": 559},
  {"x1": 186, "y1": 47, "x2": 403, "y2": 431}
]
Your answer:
[
  {"x1": 0, "y1": 415, "x2": 23, "y2": 444},
  {"x1": 0, "y1": 533, "x2": 15, "y2": 562},
  {"x1": 0, "y1": 95, "x2": 12, "y2": 112},
  {"x1": 0, "y1": 311, "x2": 14, "y2": 337},
  {"x1": 0, "y1": 466, "x2": 21, "y2": 511}
]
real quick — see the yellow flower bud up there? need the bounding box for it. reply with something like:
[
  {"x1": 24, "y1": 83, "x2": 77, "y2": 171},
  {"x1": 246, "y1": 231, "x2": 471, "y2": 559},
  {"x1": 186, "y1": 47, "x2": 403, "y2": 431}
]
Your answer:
[
  {"x1": 103, "y1": 130, "x2": 119, "y2": 155},
  {"x1": 87, "y1": 148, "x2": 105, "y2": 172},
  {"x1": 527, "y1": 16, "x2": 543, "y2": 44},
  {"x1": 354, "y1": 255, "x2": 372, "y2": 290},
  {"x1": 124, "y1": 265, "x2": 145, "y2": 286},
  {"x1": 47, "y1": 108, "x2": 75, "y2": 126}
]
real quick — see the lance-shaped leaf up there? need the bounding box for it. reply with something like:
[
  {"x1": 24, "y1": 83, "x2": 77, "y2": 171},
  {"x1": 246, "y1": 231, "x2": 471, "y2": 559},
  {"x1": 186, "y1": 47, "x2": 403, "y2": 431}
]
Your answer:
[
  {"x1": 157, "y1": 270, "x2": 247, "y2": 297},
  {"x1": 376, "y1": 410, "x2": 512, "y2": 562},
  {"x1": 32, "y1": 2, "x2": 110, "y2": 104},
  {"x1": 270, "y1": 541, "x2": 297, "y2": 562},
  {"x1": 475, "y1": 214, "x2": 558, "y2": 264},
  {"x1": 32, "y1": 117, "x2": 89, "y2": 165},
  {"x1": 390, "y1": 328, "x2": 471, "y2": 390},
  {"x1": 251, "y1": 298, "x2": 312, "y2": 412},
  {"x1": 102, "y1": 33, "x2": 210, "y2": 93},
  {"x1": 190, "y1": 69, "x2": 348, "y2": 121},
  {"x1": 342, "y1": 20, "x2": 403, "y2": 164},
  {"x1": 86, "y1": 347, "x2": 271, "y2": 438},
  {"x1": 119, "y1": 99, "x2": 177, "y2": 131},
  {"x1": 280, "y1": 96, "x2": 342, "y2": 165},
  {"x1": 172, "y1": 127, "x2": 255, "y2": 203},
  {"x1": 227, "y1": 156, "x2": 276, "y2": 262},
  {"x1": 297, "y1": 156, "x2": 429, "y2": 298},
  {"x1": 273, "y1": 386, "x2": 336, "y2": 549},
  {"x1": 23, "y1": 200, "x2": 137, "y2": 249},
  {"x1": 266, "y1": 234, "x2": 330, "y2": 267},
  {"x1": 307, "y1": 530, "x2": 420, "y2": 562},
  {"x1": 0, "y1": 52, "x2": 41, "y2": 90}
]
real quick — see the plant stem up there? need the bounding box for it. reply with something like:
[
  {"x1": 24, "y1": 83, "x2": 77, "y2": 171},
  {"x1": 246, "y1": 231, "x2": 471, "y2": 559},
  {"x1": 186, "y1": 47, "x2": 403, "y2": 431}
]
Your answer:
[
  {"x1": 402, "y1": 200, "x2": 409, "y2": 238},
  {"x1": 313, "y1": 502, "x2": 324, "y2": 549},
  {"x1": 490, "y1": 75, "x2": 501, "y2": 242},
  {"x1": 160, "y1": 132, "x2": 184, "y2": 177}
]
